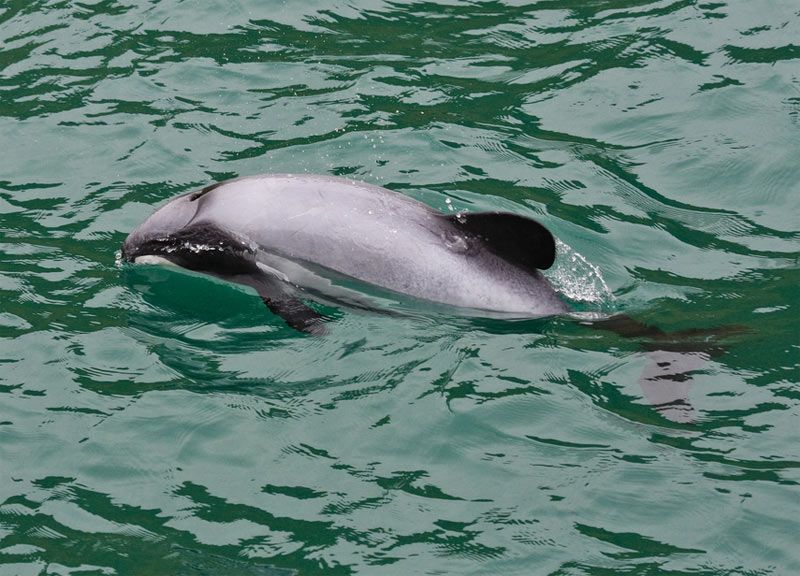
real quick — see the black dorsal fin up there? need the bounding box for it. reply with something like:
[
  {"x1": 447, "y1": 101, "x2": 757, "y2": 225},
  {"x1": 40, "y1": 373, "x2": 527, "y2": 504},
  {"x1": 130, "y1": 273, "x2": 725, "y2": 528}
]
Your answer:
[{"x1": 439, "y1": 212, "x2": 557, "y2": 271}]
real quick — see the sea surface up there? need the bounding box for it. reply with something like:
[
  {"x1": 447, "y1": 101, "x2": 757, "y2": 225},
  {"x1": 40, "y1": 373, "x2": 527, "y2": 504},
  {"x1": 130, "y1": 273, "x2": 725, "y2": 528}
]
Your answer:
[{"x1": 1, "y1": 1, "x2": 798, "y2": 575}]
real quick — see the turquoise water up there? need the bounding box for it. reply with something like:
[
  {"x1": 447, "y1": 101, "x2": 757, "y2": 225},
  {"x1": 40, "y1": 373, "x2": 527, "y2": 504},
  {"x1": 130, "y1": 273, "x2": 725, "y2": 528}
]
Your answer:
[{"x1": 1, "y1": 1, "x2": 798, "y2": 574}]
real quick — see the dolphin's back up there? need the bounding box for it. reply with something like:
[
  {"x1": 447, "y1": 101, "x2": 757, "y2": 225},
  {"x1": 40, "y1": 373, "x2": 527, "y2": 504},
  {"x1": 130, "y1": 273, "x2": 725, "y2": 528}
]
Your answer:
[{"x1": 191, "y1": 174, "x2": 566, "y2": 316}]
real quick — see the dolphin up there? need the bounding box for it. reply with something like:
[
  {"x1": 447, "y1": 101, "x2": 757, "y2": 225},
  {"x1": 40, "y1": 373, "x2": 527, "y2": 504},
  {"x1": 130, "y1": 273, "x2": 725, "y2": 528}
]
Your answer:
[
  {"x1": 121, "y1": 174, "x2": 568, "y2": 332},
  {"x1": 122, "y1": 173, "x2": 743, "y2": 423}
]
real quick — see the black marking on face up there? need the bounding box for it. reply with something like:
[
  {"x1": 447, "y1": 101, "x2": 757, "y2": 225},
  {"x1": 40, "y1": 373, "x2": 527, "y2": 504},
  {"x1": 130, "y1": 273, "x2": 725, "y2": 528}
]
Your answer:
[{"x1": 125, "y1": 222, "x2": 259, "y2": 275}]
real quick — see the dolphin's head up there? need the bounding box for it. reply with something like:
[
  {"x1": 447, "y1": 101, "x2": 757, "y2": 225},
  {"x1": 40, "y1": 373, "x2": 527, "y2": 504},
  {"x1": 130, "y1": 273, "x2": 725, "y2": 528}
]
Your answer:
[{"x1": 121, "y1": 192, "x2": 200, "y2": 264}]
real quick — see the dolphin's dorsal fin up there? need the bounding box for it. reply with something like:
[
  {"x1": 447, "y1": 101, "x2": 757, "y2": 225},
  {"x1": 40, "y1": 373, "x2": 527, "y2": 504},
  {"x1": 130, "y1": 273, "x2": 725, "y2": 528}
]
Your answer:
[{"x1": 438, "y1": 212, "x2": 557, "y2": 271}]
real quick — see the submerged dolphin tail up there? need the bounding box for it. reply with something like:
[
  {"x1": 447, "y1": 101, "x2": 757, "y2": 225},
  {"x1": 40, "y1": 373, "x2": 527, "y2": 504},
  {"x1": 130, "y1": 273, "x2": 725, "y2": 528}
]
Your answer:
[{"x1": 589, "y1": 315, "x2": 748, "y2": 423}]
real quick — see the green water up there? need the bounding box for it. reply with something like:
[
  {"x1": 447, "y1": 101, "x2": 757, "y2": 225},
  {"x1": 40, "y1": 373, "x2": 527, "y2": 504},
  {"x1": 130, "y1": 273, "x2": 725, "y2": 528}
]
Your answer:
[{"x1": 1, "y1": 1, "x2": 798, "y2": 574}]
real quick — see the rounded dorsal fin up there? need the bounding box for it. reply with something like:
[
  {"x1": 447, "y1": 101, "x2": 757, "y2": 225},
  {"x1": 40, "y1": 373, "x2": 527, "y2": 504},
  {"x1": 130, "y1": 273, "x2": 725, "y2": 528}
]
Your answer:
[{"x1": 438, "y1": 211, "x2": 556, "y2": 271}]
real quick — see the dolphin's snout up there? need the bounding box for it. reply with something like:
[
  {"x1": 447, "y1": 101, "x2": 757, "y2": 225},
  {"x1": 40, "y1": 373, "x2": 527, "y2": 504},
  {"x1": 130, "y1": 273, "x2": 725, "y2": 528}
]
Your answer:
[
  {"x1": 120, "y1": 235, "x2": 137, "y2": 263},
  {"x1": 121, "y1": 192, "x2": 200, "y2": 265}
]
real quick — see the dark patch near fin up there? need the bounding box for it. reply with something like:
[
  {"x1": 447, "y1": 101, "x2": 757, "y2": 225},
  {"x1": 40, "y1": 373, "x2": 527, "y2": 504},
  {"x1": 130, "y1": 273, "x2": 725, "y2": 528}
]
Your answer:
[{"x1": 439, "y1": 212, "x2": 557, "y2": 271}]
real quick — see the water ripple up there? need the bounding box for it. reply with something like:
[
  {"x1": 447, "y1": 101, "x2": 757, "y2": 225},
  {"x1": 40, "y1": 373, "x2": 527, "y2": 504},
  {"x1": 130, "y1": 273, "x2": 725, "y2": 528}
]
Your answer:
[{"x1": 1, "y1": 1, "x2": 798, "y2": 574}]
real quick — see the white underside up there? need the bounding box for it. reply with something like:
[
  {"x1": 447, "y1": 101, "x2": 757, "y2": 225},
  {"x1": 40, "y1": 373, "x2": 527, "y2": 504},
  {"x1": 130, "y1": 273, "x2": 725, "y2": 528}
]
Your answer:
[{"x1": 134, "y1": 255, "x2": 177, "y2": 266}]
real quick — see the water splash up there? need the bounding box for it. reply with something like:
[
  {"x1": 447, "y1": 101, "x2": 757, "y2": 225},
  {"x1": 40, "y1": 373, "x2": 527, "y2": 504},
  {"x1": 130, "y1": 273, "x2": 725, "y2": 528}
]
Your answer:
[{"x1": 544, "y1": 238, "x2": 615, "y2": 311}]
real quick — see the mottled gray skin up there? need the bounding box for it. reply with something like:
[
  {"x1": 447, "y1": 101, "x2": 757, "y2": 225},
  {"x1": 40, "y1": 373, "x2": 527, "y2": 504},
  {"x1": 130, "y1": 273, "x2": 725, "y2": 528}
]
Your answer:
[{"x1": 123, "y1": 174, "x2": 568, "y2": 317}]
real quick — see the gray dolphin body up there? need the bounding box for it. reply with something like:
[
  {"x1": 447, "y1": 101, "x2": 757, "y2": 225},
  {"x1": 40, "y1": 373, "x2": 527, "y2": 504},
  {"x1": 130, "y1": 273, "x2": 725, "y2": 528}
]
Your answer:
[{"x1": 122, "y1": 174, "x2": 568, "y2": 331}]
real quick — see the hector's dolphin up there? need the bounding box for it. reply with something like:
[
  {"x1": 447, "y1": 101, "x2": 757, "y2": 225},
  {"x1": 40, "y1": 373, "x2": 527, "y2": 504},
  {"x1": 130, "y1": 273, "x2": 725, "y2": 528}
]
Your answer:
[
  {"x1": 122, "y1": 173, "x2": 743, "y2": 423},
  {"x1": 122, "y1": 174, "x2": 569, "y2": 332}
]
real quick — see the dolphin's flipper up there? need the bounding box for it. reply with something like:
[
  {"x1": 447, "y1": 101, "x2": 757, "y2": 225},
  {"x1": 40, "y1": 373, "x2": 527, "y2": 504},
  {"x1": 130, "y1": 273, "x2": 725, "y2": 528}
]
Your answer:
[
  {"x1": 233, "y1": 272, "x2": 326, "y2": 335},
  {"x1": 439, "y1": 212, "x2": 556, "y2": 270}
]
